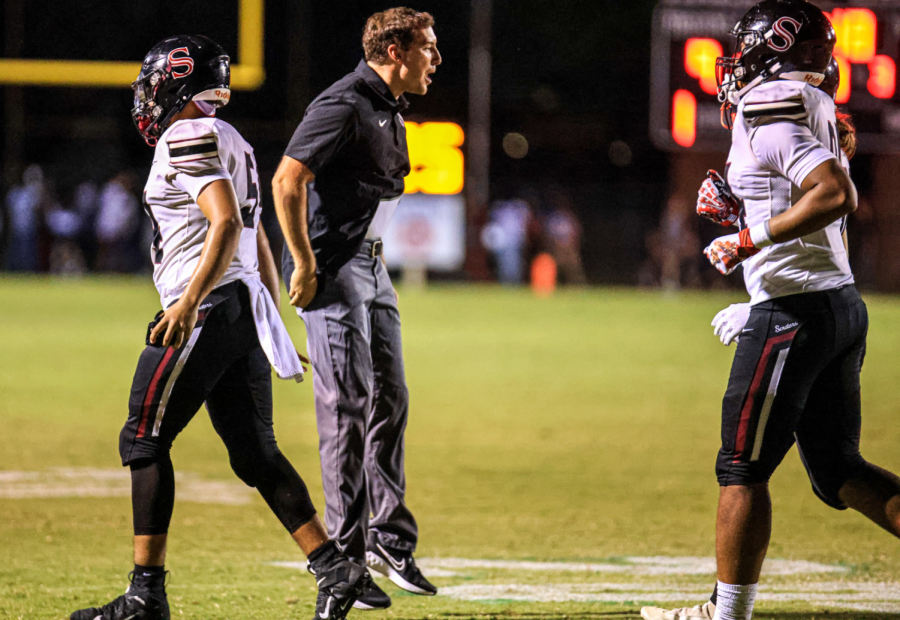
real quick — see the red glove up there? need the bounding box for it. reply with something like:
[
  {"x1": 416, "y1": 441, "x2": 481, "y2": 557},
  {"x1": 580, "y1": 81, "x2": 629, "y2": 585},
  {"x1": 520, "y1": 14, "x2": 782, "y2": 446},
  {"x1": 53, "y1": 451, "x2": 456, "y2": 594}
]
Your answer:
[
  {"x1": 697, "y1": 170, "x2": 742, "y2": 227},
  {"x1": 704, "y1": 228, "x2": 762, "y2": 275}
]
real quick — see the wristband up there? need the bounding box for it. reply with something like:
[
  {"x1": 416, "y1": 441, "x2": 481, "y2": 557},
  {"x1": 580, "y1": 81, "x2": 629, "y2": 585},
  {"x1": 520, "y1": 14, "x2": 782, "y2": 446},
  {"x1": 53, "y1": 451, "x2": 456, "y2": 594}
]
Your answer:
[{"x1": 748, "y1": 220, "x2": 774, "y2": 248}]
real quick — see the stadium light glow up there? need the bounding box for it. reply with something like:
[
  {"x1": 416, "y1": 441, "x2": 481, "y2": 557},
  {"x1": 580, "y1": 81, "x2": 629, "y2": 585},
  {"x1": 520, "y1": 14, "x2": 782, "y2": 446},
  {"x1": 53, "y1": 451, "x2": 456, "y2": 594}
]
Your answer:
[
  {"x1": 671, "y1": 89, "x2": 696, "y2": 148},
  {"x1": 868, "y1": 55, "x2": 896, "y2": 99},
  {"x1": 684, "y1": 38, "x2": 722, "y2": 96},
  {"x1": 827, "y1": 8, "x2": 877, "y2": 64},
  {"x1": 835, "y1": 54, "x2": 852, "y2": 104},
  {"x1": 404, "y1": 122, "x2": 465, "y2": 195}
]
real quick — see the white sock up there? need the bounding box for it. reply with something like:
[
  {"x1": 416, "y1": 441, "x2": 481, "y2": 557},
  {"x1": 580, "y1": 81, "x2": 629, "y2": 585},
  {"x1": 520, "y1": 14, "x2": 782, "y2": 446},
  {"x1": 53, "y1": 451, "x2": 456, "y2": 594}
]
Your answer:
[{"x1": 712, "y1": 581, "x2": 757, "y2": 620}]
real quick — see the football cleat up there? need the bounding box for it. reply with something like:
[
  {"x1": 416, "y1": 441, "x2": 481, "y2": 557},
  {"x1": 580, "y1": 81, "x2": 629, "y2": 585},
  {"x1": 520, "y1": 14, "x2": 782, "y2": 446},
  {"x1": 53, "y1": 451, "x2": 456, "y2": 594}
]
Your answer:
[
  {"x1": 70, "y1": 579, "x2": 169, "y2": 620},
  {"x1": 351, "y1": 578, "x2": 392, "y2": 610},
  {"x1": 311, "y1": 558, "x2": 371, "y2": 620},
  {"x1": 366, "y1": 543, "x2": 437, "y2": 596},
  {"x1": 640, "y1": 601, "x2": 716, "y2": 620}
]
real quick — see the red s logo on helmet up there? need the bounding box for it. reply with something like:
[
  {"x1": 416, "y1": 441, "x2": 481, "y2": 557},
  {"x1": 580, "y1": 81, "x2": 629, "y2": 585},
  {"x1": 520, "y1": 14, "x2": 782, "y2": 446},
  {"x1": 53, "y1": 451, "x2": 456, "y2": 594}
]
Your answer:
[
  {"x1": 768, "y1": 17, "x2": 802, "y2": 52},
  {"x1": 167, "y1": 47, "x2": 195, "y2": 78}
]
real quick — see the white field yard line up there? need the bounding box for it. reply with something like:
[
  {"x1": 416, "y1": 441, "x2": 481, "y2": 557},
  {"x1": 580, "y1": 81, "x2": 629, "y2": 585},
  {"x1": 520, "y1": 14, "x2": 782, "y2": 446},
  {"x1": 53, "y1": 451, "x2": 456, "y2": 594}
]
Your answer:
[
  {"x1": 0, "y1": 467, "x2": 253, "y2": 505},
  {"x1": 415, "y1": 556, "x2": 847, "y2": 576},
  {"x1": 440, "y1": 581, "x2": 900, "y2": 608},
  {"x1": 270, "y1": 561, "x2": 462, "y2": 578},
  {"x1": 272, "y1": 556, "x2": 847, "y2": 578}
]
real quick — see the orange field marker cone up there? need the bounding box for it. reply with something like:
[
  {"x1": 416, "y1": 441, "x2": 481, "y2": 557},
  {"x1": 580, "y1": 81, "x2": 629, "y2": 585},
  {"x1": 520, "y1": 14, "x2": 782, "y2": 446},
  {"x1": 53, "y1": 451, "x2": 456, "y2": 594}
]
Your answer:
[{"x1": 531, "y1": 253, "x2": 557, "y2": 297}]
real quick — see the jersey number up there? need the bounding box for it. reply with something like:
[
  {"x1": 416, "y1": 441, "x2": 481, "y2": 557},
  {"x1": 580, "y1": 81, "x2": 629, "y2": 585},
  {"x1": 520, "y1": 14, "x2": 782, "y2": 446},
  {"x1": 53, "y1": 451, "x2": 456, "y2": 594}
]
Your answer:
[
  {"x1": 242, "y1": 152, "x2": 259, "y2": 228},
  {"x1": 143, "y1": 192, "x2": 163, "y2": 264}
]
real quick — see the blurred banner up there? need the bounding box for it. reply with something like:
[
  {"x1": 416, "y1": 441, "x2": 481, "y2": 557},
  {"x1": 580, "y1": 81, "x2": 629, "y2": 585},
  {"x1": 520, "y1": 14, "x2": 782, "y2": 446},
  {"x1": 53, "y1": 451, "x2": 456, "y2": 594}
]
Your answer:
[{"x1": 383, "y1": 193, "x2": 466, "y2": 271}]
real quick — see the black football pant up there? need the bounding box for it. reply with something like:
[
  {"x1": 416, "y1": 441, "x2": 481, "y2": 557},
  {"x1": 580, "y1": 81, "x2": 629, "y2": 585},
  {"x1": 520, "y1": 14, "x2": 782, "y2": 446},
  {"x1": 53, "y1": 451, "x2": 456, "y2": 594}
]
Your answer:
[
  {"x1": 119, "y1": 282, "x2": 316, "y2": 535},
  {"x1": 716, "y1": 285, "x2": 870, "y2": 509}
]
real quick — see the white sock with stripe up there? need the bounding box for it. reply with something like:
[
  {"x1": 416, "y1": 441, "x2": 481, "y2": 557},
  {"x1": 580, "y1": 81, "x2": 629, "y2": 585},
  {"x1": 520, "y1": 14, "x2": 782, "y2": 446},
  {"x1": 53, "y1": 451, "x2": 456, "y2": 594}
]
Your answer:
[{"x1": 712, "y1": 581, "x2": 757, "y2": 620}]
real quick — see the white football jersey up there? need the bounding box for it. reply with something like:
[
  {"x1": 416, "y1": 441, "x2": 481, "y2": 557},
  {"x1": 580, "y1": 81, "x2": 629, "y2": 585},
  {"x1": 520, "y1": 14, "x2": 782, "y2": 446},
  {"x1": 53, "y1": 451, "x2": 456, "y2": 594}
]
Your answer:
[
  {"x1": 143, "y1": 117, "x2": 262, "y2": 308},
  {"x1": 727, "y1": 80, "x2": 854, "y2": 305}
]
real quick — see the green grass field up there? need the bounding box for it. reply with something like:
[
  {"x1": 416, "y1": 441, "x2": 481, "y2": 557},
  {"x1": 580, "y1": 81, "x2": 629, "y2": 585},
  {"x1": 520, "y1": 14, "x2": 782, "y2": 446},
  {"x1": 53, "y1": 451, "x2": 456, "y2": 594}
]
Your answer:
[{"x1": 1, "y1": 276, "x2": 899, "y2": 619}]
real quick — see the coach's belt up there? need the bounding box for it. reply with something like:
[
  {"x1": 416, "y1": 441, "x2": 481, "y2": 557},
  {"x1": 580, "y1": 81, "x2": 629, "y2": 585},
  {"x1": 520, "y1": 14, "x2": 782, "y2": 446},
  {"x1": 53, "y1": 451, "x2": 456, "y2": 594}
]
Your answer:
[{"x1": 361, "y1": 238, "x2": 383, "y2": 258}]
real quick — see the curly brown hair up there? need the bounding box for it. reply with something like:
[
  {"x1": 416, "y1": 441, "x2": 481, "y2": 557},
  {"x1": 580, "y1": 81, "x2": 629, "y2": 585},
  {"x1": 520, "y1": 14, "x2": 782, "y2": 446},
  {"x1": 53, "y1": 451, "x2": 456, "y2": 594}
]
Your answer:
[
  {"x1": 836, "y1": 110, "x2": 857, "y2": 161},
  {"x1": 362, "y1": 7, "x2": 434, "y2": 65}
]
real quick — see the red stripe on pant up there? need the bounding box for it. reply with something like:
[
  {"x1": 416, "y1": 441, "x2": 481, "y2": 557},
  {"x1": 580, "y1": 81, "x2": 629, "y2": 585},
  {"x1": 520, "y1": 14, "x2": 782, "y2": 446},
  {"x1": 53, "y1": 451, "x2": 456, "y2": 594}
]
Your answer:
[
  {"x1": 733, "y1": 329, "x2": 798, "y2": 461},
  {"x1": 136, "y1": 347, "x2": 176, "y2": 438}
]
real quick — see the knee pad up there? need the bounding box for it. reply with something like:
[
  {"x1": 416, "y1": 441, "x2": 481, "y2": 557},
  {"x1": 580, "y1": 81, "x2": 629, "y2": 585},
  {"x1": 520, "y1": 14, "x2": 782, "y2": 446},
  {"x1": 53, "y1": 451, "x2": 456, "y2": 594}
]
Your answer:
[
  {"x1": 229, "y1": 446, "x2": 283, "y2": 488},
  {"x1": 800, "y1": 447, "x2": 869, "y2": 510},
  {"x1": 716, "y1": 449, "x2": 777, "y2": 487}
]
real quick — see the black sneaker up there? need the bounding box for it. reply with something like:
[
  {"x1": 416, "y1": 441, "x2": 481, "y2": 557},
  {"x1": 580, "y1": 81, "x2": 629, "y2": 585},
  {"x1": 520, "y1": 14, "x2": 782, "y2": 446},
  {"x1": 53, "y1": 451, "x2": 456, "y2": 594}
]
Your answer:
[
  {"x1": 366, "y1": 543, "x2": 437, "y2": 596},
  {"x1": 352, "y1": 578, "x2": 392, "y2": 610},
  {"x1": 70, "y1": 577, "x2": 169, "y2": 620},
  {"x1": 308, "y1": 543, "x2": 371, "y2": 620}
]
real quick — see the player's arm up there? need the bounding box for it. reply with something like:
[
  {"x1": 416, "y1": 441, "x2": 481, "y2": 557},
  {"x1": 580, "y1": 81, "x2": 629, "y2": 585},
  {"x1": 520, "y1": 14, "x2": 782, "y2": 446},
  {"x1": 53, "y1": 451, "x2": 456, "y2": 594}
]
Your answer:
[
  {"x1": 272, "y1": 157, "x2": 317, "y2": 308},
  {"x1": 150, "y1": 180, "x2": 243, "y2": 348},
  {"x1": 273, "y1": 97, "x2": 357, "y2": 308},
  {"x1": 767, "y1": 158, "x2": 856, "y2": 242},
  {"x1": 256, "y1": 222, "x2": 281, "y2": 308}
]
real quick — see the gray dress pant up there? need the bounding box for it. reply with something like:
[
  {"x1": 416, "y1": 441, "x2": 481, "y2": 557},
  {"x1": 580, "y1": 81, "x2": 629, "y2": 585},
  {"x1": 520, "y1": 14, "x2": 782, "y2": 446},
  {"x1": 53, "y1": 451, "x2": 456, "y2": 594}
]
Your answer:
[{"x1": 299, "y1": 249, "x2": 418, "y2": 563}]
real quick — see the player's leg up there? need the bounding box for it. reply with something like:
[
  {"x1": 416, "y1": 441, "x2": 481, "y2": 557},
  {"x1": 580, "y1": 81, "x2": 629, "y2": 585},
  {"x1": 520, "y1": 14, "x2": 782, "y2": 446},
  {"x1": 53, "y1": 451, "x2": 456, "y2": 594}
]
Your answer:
[
  {"x1": 205, "y1": 338, "x2": 370, "y2": 619},
  {"x1": 71, "y1": 295, "x2": 241, "y2": 620},
  {"x1": 712, "y1": 300, "x2": 832, "y2": 619},
  {"x1": 363, "y1": 261, "x2": 436, "y2": 596},
  {"x1": 796, "y1": 293, "x2": 900, "y2": 538},
  {"x1": 301, "y1": 274, "x2": 375, "y2": 564}
]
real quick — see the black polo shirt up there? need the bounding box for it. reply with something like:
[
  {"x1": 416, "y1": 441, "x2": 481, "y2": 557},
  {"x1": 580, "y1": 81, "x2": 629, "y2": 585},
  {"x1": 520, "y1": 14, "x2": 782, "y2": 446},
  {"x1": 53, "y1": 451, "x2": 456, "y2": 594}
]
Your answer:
[{"x1": 283, "y1": 60, "x2": 411, "y2": 276}]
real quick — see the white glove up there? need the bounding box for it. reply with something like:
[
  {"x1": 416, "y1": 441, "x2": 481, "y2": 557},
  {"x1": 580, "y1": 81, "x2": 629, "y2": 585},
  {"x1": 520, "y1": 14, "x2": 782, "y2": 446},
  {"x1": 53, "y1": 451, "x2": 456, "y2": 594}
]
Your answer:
[{"x1": 712, "y1": 303, "x2": 751, "y2": 346}]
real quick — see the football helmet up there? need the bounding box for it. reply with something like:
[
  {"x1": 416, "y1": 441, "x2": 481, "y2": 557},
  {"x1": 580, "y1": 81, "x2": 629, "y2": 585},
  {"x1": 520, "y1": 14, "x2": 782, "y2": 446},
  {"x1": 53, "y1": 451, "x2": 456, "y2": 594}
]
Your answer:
[
  {"x1": 818, "y1": 56, "x2": 840, "y2": 100},
  {"x1": 132, "y1": 35, "x2": 231, "y2": 146},
  {"x1": 716, "y1": 0, "x2": 835, "y2": 126}
]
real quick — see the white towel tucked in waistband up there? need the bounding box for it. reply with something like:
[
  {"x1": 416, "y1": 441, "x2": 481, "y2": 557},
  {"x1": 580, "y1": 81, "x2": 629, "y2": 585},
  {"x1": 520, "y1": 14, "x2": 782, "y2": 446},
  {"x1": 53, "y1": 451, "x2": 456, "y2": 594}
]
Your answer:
[{"x1": 243, "y1": 277, "x2": 305, "y2": 382}]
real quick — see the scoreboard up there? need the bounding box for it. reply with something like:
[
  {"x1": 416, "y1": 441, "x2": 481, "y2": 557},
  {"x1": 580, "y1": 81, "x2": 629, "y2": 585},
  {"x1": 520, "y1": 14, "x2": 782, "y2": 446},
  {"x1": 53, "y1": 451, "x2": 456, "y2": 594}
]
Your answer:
[{"x1": 650, "y1": 0, "x2": 900, "y2": 153}]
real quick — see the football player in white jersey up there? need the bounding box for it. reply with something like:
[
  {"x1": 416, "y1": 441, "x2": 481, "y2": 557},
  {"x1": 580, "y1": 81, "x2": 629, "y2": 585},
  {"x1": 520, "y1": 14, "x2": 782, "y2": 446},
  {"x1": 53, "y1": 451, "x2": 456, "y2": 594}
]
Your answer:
[
  {"x1": 70, "y1": 36, "x2": 369, "y2": 620},
  {"x1": 641, "y1": 3, "x2": 900, "y2": 620}
]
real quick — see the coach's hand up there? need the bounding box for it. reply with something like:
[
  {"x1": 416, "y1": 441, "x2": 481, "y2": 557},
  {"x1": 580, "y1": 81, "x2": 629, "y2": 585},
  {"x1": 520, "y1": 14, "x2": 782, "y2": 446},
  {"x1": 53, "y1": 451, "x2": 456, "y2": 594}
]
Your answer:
[
  {"x1": 697, "y1": 170, "x2": 742, "y2": 227},
  {"x1": 289, "y1": 267, "x2": 318, "y2": 309},
  {"x1": 150, "y1": 298, "x2": 199, "y2": 349},
  {"x1": 712, "y1": 303, "x2": 751, "y2": 346}
]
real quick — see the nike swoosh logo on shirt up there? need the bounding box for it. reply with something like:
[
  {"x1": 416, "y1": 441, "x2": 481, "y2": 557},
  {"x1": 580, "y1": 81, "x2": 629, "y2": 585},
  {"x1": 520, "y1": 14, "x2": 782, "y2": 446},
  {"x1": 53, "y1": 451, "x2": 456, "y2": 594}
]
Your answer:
[
  {"x1": 377, "y1": 543, "x2": 406, "y2": 572},
  {"x1": 379, "y1": 119, "x2": 388, "y2": 127}
]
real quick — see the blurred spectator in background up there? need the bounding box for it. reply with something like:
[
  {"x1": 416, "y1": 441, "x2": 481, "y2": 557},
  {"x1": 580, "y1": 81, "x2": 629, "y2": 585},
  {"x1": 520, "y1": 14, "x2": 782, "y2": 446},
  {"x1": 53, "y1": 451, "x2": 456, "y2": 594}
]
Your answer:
[
  {"x1": 46, "y1": 198, "x2": 87, "y2": 275},
  {"x1": 640, "y1": 198, "x2": 701, "y2": 290},
  {"x1": 481, "y1": 197, "x2": 535, "y2": 285},
  {"x1": 541, "y1": 189, "x2": 586, "y2": 285},
  {"x1": 73, "y1": 181, "x2": 100, "y2": 269},
  {"x1": 94, "y1": 172, "x2": 140, "y2": 272},
  {"x1": 5, "y1": 165, "x2": 47, "y2": 272}
]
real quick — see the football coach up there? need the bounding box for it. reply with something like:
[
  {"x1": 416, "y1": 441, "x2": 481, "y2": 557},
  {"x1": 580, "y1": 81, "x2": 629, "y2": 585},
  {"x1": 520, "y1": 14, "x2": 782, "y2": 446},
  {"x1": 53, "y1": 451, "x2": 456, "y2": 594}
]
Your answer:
[{"x1": 272, "y1": 7, "x2": 441, "y2": 610}]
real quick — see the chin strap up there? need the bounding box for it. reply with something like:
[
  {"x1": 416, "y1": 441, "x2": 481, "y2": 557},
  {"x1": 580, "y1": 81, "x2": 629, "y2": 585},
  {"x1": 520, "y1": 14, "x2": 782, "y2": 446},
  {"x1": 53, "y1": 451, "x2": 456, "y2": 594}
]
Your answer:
[{"x1": 193, "y1": 100, "x2": 217, "y2": 116}]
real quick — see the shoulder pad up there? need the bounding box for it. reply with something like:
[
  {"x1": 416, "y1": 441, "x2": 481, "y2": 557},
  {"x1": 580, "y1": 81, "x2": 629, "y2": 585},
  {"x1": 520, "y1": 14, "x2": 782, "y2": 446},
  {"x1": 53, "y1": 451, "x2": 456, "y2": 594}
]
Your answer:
[
  {"x1": 165, "y1": 120, "x2": 220, "y2": 168},
  {"x1": 741, "y1": 81, "x2": 808, "y2": 127}
]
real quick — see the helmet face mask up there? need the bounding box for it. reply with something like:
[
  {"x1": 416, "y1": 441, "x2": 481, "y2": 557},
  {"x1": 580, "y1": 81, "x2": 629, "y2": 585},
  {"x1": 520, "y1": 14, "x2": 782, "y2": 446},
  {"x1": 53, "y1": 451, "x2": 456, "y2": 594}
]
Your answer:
[
  {"x1": 131, "y1": 35, "x2": 231, "y2": 146},
  {"x1": 131, "y1": 70, "x2": 167, "y2": 145}
]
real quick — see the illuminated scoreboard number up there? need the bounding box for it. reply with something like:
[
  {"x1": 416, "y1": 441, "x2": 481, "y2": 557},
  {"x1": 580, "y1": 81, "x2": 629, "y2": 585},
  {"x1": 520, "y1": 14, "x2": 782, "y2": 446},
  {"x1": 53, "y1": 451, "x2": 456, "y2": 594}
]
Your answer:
[
  {"x1": 404, "y1": 122, "x2": 465, "y2": 195},
  {"x1": 650, "y1": 0, "x2": 900, "y2": 153}
]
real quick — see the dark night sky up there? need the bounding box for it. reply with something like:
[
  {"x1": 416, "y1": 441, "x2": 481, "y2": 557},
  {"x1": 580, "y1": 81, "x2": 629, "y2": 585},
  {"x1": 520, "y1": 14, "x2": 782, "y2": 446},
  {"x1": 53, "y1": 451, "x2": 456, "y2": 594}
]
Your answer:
[
  {"x1": 0, "y1": 0, "x2": 666, "y2": 281},
  {"x1": 2, "y1": 0, "x2": 662, "y2": 179}
]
